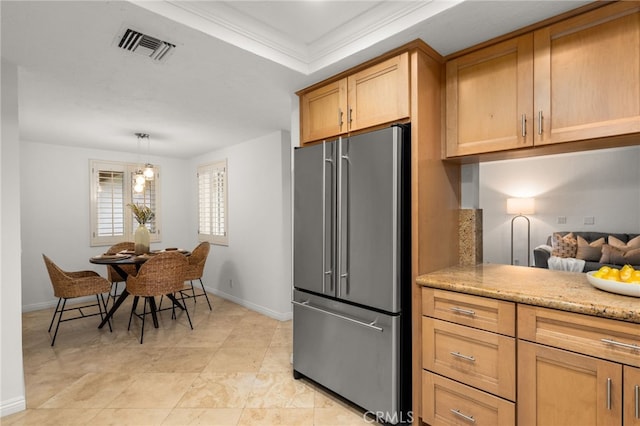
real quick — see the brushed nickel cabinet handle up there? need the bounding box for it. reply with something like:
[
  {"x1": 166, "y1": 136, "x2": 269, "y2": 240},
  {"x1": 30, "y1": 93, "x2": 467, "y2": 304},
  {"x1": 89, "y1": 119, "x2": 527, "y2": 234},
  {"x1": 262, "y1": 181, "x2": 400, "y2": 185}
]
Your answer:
[
  {"x1": 450, "y1": 307, "x2": 475, "y2": 316},
  {"x1": 537, "y1": 110, "x2": 543, "y2": 135},
  {"x1": 607, "y1": 377, "x2": 612, "y2": 410},
  {"x1": 601, "y1": 338, "x2": 640, "y2": 351},
  {"x1": 338, "y1": 108, "x2": 343, "y2": 127},
  {"x1": 450, "y1": 409, "x2": 476, "y2": 423},
  {"x1": 521, "y1": 114, "x2": 527, "y2": 137},
  {"x1": 450, "y1": 351, "x2": 476, "y2": 362},
  {"x1": 635, "y1": 384, "x2": 639, "y2": 419}
]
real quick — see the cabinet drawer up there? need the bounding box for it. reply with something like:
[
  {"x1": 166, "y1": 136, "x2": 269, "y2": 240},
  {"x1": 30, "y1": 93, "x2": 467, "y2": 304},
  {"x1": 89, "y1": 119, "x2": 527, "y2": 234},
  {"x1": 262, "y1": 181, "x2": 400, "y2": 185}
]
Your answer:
[
  {"x1": 422, "y1": 287, "x2": 516, "y2": 336},
  {"x1": 423, "y1": 317, "x2": 516, "y2": 400},
  {"x1": 518, "y1": 304, "x2": 640, "y2": 367},
  {"x1": 422, "y1": 371, "x2": 515, "y2": 426}
]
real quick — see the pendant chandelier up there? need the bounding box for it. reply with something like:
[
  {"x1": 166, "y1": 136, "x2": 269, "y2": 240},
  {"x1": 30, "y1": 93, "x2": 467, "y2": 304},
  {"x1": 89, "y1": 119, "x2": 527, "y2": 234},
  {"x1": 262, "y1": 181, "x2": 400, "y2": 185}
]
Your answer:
[{"x1": 134, "y1": 132, "x2": 153, "y2": 193}]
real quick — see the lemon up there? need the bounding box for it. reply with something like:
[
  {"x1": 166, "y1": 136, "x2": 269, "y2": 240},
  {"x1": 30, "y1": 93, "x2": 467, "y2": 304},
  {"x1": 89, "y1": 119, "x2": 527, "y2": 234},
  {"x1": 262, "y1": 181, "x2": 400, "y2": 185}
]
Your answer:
[
  {"x1": 598, "y1": 266, "x2": 612, "y2": 275},
  {"x1": 605, "y1": 268, "x2": 621, "y2": 281}
]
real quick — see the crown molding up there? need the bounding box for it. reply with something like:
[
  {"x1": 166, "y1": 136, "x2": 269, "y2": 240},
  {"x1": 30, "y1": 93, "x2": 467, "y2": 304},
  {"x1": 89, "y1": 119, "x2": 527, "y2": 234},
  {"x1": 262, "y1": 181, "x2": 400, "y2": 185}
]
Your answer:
[{"x1": 131, "y1": 1, "x2": 463, "y2": 75}]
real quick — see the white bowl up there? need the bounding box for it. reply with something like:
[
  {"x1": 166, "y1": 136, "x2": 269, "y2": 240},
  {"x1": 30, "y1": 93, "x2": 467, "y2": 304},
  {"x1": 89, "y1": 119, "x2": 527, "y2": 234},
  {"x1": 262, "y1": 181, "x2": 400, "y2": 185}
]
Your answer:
[{"x1": 586, "y1": 271, "x2": 640, "y2": 297}]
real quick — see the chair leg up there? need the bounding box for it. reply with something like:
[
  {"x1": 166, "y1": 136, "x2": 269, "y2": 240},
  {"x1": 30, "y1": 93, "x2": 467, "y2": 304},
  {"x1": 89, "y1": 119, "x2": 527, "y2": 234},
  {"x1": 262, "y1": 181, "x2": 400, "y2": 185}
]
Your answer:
[
  {"x1": 191, "y1": 280, "x2": 197, "y2": 301},
  {"x1": 199, "y1": 278, "x2": 212, "y2": 310},
  {"x1": 139, "y1": 297, "x2": 148, "y2": 344},
  {"x1": 110, "y1": 282, "x2": 119, "y2": 307},
  {"x1": 48, "y1": 298, "x2": 63, "y2": 332},
  {"x1": 179, "y1": 291, "x2": 193, "y2": 330},
  {"x1": 50, "y1": 298, "x2": 67, "y2": 346},
  {"x1": 98, "y1": 294, "x2": 112, "y2": 333},
  {"x1": 128, "y1": 296, "x2": 140, "y2": 331}
]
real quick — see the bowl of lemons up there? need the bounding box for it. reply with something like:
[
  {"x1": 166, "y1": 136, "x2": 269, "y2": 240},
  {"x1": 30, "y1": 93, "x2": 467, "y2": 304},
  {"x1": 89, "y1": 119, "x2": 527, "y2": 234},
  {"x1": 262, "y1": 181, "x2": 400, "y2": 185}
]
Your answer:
[{"x1": 586, "y1": 265, "x2": 640, "y2": 297}]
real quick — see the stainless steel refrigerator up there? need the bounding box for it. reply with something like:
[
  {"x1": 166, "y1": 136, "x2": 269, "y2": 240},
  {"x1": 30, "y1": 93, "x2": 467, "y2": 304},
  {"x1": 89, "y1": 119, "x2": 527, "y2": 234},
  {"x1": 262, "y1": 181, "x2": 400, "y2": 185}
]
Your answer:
[{"x1": 292, "y1": 125, "x2": 411, "y2": 424}]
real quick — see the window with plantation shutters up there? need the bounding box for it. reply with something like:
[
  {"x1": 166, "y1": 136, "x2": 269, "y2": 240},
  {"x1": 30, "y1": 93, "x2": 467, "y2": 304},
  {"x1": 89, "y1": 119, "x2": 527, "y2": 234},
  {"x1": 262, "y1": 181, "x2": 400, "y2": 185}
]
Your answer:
[
  {"x1": 198, "y1": 160, "x2": 228, "y2": 246},
  {"x1": 90, "y1": 160, "x2": 161, "y2": 246},
  {"x1": 96, "y1": 170, "x2": 125, "y2": 237}
]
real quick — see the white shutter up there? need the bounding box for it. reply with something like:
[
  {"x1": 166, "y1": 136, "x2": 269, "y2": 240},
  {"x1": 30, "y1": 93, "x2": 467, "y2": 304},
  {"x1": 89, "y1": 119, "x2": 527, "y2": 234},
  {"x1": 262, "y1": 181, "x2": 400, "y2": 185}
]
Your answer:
[
  {"x1": 198, "y1": 160, "x2": 228, "y2": 245},
  {"x1": 96, "y1": 170, "x2": 125, "y2": 237}
]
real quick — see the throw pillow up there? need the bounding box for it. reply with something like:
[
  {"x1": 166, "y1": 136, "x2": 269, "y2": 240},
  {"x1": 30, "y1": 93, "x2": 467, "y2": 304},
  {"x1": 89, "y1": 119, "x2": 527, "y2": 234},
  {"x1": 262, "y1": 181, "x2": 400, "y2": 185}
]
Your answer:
[
  {"x1": 575, "y1": 236, "x2": 605, "y2": 262},
  {"x1": 600, "y1": 244, "x2": 640, "y2": 265},
  {"x1": 551, "y1": 232, "x2": 577, "y2": 258},
  {"x1": 608, "y1": 235, "x2": 640, "y2": 250}
]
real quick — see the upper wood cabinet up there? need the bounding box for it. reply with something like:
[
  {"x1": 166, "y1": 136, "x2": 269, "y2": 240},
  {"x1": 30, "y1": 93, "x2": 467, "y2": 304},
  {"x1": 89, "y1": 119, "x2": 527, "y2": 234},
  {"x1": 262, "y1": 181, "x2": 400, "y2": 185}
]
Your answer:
[
  {"x1": 446, "y1": 1, "x2": 640, "y2": 158},
  {"x1": 446, "y1": 35, "x2": 534, "y2": 157},
  {"x1": 534, "y1": 1, "x2": 640, "y2": 146},
  {"x1": 299, "y1": 52, "x2": 409, "y2": 144},
  {"x1": 347, "y1": 53, "x2": 409, "y2": 133},
  {"x1": 300, "y1": 79, "x2": 347, "y2": 144}
]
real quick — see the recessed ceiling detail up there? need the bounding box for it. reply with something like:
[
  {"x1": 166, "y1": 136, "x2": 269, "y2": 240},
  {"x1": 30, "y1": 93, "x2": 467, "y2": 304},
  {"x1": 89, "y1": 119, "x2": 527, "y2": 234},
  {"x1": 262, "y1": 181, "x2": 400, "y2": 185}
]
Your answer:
[{"x1": 118, "y1": 28, "x2": 175, "y2": 62}]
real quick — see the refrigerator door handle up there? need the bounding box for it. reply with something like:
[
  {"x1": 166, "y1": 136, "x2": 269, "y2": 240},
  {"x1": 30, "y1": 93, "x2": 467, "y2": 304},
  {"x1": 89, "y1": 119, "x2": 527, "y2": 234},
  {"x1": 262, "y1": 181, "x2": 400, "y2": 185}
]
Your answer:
[
  {"x1": 337, "y1": 137, "x2": 351, "y2": 297},
  {"x1": 292, "y1": 300, "x2": 383, "y2": 332},
  {"x1": 322, "y1": 141, "x2": 334, "y2": 293}
]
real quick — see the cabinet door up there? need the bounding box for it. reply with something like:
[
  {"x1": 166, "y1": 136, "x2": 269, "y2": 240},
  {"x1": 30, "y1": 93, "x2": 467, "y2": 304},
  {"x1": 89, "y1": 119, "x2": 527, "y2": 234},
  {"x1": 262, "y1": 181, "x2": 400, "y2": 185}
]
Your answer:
[
  {"x1": 446, "y1": 34, "x2": 533, "y2": 157},
  {"x1": 534, "y1": 2, "x2": 640, "y2": 145},
  {"x1": 518, "y1": 340, "x2": 622, "y2": 426},
  {"x1": 300, "y1": 79, "x2": 347, "y2": 144},
  {"x1": 347, "y1": 52, "x2": 409, "y2": 132},
  {"x1": 625, "y1": 366, "x2": 640, "y2": 426}
]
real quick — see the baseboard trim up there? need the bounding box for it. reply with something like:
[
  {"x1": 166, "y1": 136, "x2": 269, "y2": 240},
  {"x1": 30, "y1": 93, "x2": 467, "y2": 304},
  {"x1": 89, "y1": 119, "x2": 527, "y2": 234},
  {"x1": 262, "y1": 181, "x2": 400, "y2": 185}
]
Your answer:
[
  {"x1": 208, "y1": 287, "x2": 292, "y2": 321},
  {"x1": 1, "y1": 396, "x2": 26, "y2": 418},
  {"x1": 23, "y1": 290, "x2": 294, "y2": 322}
]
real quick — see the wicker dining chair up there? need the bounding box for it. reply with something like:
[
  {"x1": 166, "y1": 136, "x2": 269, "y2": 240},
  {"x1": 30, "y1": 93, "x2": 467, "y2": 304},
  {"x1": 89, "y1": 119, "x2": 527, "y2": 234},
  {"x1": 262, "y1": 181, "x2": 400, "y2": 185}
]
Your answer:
[
  {"x1": 183, "y1": 241, "x2": 212, "y2": 310},
  {"x1": 105, "y1": 241, "x2": 136, "y2": 305},
  {"x1": 42, "y1": 254, "x2": 112, "y2": 346},
  {"x1": 126, "y1": 251, "x2": 192, "y2": 343}
]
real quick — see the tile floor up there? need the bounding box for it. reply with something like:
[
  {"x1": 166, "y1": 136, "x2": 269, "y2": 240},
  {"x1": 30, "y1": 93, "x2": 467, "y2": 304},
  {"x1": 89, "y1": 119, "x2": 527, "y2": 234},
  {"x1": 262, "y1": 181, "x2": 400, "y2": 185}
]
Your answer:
[{"x1": 4, "y1": 292, "x2": 374, "y2": 425}]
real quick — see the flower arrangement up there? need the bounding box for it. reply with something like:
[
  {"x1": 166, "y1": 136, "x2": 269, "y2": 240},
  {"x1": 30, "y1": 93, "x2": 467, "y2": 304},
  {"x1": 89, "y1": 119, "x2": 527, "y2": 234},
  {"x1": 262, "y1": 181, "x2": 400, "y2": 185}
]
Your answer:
[{"x1": 128, "y1": 203, "x2": 155, "y2": 225}]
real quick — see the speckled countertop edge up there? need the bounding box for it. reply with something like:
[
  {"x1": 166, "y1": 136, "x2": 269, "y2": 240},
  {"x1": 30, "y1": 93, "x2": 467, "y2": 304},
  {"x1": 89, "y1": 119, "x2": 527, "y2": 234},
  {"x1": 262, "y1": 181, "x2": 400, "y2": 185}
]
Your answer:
[{"x1": 416, "y1": 264, "x2": 640, "y2": 324}]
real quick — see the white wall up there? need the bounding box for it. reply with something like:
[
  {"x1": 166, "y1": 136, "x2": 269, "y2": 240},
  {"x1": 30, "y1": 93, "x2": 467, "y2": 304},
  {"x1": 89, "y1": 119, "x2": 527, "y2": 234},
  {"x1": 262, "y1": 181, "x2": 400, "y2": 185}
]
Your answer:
[
  {"x1": 1, "y1": 58, "x2": 26, "y2": 416},
  {"x1": 20, "y1": 143, "x2": 192, "y2": 311},
  {"x1": 191, "y1": 130, "x2": 293, "y2": 320},
  {"x1": 477, "y1": 145, "x2": 640, "y2": 265}
]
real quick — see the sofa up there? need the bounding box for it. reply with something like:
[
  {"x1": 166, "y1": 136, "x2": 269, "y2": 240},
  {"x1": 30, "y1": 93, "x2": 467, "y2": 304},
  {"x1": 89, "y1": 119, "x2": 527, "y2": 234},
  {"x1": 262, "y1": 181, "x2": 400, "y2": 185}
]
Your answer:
[{"x1": 533, "y1": 231, "x2": 640, "y2": 272}]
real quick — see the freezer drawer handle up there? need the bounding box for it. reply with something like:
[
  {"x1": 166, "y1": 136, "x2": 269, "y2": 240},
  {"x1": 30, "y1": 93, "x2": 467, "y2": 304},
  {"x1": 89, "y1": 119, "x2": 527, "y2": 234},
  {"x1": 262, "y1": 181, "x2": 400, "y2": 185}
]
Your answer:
[
  {"x1": 450, "y1": 351, "x2": 476, "y2": 362},
  {"x1": 450, "y1": 409, "x2": 476, "y2": 423},
  {"x1": 292, "y1": 300, "x2": 383, "y2": 332}
]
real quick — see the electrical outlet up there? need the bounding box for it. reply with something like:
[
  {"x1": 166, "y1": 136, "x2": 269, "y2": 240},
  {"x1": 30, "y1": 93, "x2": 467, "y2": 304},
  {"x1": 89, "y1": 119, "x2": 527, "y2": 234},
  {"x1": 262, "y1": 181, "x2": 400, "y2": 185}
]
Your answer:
[
  {"x1": 514, "y1": 259, "x2": 520, "y2": 266},
  {"x1": 584, "y1": 216, "x2": 595, "y2": 225},
  {"x1": 557, "y1": 216, "x2": 567, "y2": 224},
  {"x1": 229, "y1": 279, "x2": 233, "y2": 287}
]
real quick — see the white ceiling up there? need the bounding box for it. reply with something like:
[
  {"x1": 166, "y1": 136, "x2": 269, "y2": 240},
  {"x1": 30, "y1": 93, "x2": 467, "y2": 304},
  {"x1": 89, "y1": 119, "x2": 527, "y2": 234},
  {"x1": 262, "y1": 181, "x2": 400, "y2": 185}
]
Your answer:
[{"x1": 1, "y1": 0, "x2": 592, "y2": 158}]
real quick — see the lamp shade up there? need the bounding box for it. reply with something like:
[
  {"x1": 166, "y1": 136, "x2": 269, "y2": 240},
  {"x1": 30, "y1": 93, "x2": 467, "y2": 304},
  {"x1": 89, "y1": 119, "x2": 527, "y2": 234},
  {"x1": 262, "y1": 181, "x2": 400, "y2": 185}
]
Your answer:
[{"x1": 507, "y1": 197, "x2": 535, "y2": 215}]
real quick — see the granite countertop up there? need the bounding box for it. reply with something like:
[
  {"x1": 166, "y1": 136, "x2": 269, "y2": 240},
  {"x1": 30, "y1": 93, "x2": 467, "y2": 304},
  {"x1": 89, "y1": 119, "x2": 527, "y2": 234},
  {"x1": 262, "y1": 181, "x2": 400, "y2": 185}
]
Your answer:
[{"x1": 416, "y1": 264, "x2": 640, "y2": 324}]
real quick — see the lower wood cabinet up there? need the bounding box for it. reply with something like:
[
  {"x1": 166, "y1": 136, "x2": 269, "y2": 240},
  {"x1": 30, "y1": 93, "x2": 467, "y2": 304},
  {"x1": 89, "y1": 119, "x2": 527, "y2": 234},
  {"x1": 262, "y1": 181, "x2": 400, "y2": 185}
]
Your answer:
[
  {"x1": 421, "y1": 289, "x2": 516, "y2": 425},
  {"x1": 420, "y1": 289, "x2": 640, "y2": 426},
  {"x1": 624, "y1": 366, "x2": 640, "y2": 426},
  {"x1": 518, "y1": 340, "x2": 623, "y2": 426},
  {"x1": 422, "y1": 371, "x2": 515, "y2": 426}
]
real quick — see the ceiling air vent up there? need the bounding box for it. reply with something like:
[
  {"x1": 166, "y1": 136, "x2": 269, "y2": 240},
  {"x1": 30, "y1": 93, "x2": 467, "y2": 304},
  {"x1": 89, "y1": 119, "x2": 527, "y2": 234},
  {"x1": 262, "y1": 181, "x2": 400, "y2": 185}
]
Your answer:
[{"x1": 118, "y1": 28, "x2": 175, "y2": 62}]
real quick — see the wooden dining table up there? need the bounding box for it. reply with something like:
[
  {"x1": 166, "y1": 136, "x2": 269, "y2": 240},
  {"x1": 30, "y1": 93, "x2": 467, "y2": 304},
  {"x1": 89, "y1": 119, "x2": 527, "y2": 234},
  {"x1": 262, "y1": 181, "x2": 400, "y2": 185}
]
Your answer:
[{"x1": 90, "y1": 249, "x2": 190, "y2": 329}]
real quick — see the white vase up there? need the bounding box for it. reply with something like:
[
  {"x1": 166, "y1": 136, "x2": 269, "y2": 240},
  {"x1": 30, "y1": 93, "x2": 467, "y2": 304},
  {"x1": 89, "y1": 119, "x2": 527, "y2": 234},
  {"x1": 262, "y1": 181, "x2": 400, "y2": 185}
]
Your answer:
[{"x1": 134, "y1": 223, "x2": 150, "y2": 254}]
